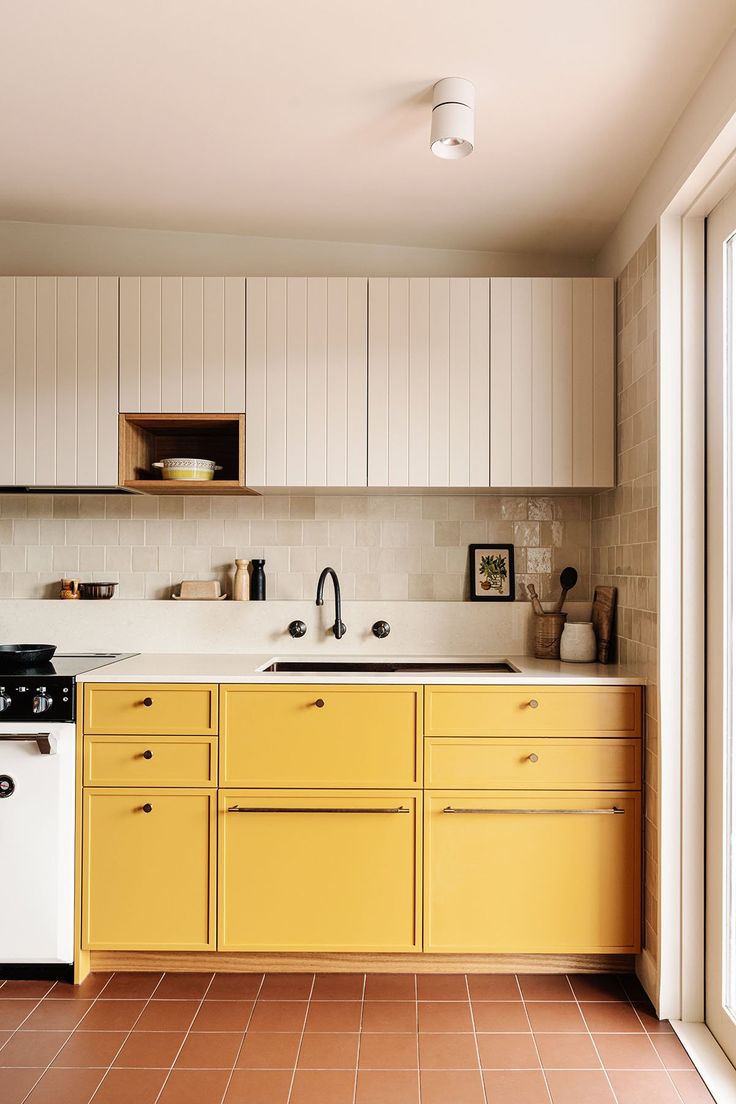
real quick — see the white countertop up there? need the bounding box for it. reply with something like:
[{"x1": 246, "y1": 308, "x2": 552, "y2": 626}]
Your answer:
[{"x1": 78, "y1": 653, "x2": 646, "y2": 685}]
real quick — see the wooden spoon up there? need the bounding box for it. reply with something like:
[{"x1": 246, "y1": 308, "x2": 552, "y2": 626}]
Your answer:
[
  {"x1": 555, "y1": 566, "x2": 578, "y2": 612},
  {"x1": 526, "y1": 583, "x2": 545, "y2": 616}
]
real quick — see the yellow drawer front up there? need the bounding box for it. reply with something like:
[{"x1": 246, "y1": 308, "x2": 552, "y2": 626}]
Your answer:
[
  {"x1": 218, "y1": 790, "x2": 421, "y2": 951},
  {"x1": 424, "y1": 791, "x2": 641, "y2": 954},
  {"x1": 82, "y1": 788, "x2": 216, "y2": 951},
  {"x1": 84, "y1": 736, "x2": 217, "y2": 787},
  {"x1": 220, "y1": 686, "x2": 421, "y2": 787},
  {"x1": 84, "y1": 683, "x2": 218, "y2": 736},
  {"x1": 425, "y1": 737, "x2": 641, "y2": 790},
  {"x1": 425, "y1": 686, "x2": 642, "y2": 737}
]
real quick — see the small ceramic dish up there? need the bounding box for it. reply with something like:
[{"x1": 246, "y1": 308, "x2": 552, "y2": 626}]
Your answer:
[
  {"x1": 152, "y1": 458, "x2": 223, "y2": 481},
  {"x1": 78, "y1": 582, "x2": 118, "y2": 600}
]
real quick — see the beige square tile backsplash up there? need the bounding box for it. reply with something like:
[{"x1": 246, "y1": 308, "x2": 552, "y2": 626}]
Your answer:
[{"x1": 0, "y1": 492, "x2": 591, "y2": 602}]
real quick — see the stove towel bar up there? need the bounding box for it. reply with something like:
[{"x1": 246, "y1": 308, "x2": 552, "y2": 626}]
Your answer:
[{"x1": 0, "y1": 733, "x2": 56, "y2": 755}]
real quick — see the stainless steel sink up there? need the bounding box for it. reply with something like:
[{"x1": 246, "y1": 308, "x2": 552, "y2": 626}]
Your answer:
[{"x1": 261, "y1": 660, "x2": 518, "y2": 674}]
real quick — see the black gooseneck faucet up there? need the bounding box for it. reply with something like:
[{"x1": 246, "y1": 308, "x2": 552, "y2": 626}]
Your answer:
[{"x1": 316, "y1": 567, "x2": 346, "y2": 639}]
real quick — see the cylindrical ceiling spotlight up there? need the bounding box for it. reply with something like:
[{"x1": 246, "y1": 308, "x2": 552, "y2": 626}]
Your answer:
[{"x1": 430, "y1": 77, "x2": 475, "y2": 159}]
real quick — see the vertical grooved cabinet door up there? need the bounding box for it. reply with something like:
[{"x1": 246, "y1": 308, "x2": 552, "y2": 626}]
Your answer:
[
  {"x1": 119, "y1": 277, "x2": 246, "y2": 414},
  {"x1": 368, "y1": 278, "x2": 490, "y2": 487},
  {"x1": 245, "y1": 277, "x2": 368, "y2": 486},
  {"x1": 489, "y1": 276, "x2": 615, "y2": 489},
  {"x1": 0, "y1": 277, "x2": 119, "y2": 485}
]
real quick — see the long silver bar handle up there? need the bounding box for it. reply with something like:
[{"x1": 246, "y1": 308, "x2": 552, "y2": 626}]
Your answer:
[
  {"x1": 442, "y1": 806, "x2": 624, "y2": 815},
  {"x1": 0, "y1": 733, "x2": 55, "y2": 755},
  {"x1": 227, "y1": 805, "x2": 411, "y2": 814}
]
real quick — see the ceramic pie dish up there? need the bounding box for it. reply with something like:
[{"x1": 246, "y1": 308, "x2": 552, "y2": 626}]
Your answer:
[{"x1": 152, "y1": 458, "x2": 223, "y2": 481}]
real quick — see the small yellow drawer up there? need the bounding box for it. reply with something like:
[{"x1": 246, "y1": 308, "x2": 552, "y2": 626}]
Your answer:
[
  {"x1": 84, "y1": 736, "x2": 217, "y2": 787},
  {"x1": 424, "y1": 686, "x2": 642, "y2": 738},
  {"x1": 84, "y1": 684, "x2": 218, "y2": 736},
  {"x1": 220, "y1": 685, "x2": 422, "y2": 787},
  {"x1": 425, "y1": 737, "x2": 641, "y2": 790}
]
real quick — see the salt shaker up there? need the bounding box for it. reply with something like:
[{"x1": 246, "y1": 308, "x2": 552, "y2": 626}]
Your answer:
[{"x1": 233, "y1": 559, "x2": 249, "y2": 601}]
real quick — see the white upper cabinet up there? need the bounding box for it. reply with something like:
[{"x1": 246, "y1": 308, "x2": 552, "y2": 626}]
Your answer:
[
  {"x1": 119, "y1": 277, "x2": 246, "y2": 413},
  {"x1": 489, "y1": 277, "x2": 614, "y2": 489},
  {"x1": 0, "y1": 277, "x2": 119, "y2": 486},
  {"x1": 246, "y1": 277, "x2": 368, "y2": 487},
  {"x1": 368, "y1": 278, "x2": 490, "y2": 487}
]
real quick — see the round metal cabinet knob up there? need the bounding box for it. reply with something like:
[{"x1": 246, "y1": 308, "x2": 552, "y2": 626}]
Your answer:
[
  {"x1": 314, "y1": 698, "x2": 325, "y2": 708},
  {"x1": 528, "y1": 753, "x2": 539, "y2": 763},
  {"x1": 528, "y1": 698, "x2": 539, "y2": 709},
  {"x1": 372, "y1": 620, "x2": 391, "y2": 639},
  {"x1": 288, "y1": 620, "x2": 307, "y2": 638},
  {"x1": 142, "y1": 697, "x2": 153, "y2": 707},
  {"x1": 142, "y1": 750, "x2": 154, "y2": 760},
  {"x1": 142, "y1": 803, "x2": 153, "y2": 813}
]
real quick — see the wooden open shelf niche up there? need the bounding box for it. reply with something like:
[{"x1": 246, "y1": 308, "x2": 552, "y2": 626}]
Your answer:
[{"x1": 119, "y1": 413, "x2": 256, "y2": 495}]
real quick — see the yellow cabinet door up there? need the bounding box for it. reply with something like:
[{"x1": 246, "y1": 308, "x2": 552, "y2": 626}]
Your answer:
[
  {"x1": 82, "y1": 788, "x2": 216, "y2": 950},
  {"x1": 424, "y1": 686, "x2": 642, "y2": 737},
  {"x1": 84, "y1": 736, "x2": 217, "y2": 787},
  {"x1": 425, "y1": 791, "x2": 640, "y2": 954},
  {"x1": 84, "y1": 684, "x2": 218, "y2": 736},
  {"x1": 219, "y1": 790, "x2": 421, "y2": 951},
  {"x1": 220, "y1": 686, "x2": 421, "y2": 787}
]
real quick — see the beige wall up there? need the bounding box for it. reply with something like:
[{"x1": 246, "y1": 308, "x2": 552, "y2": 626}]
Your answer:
[
  {"x1": 592, "y1": 228, "x2": 658, "y2": 966},
  {"x1": 0, "y1": 492, "x2": 592, "y2": 603}
]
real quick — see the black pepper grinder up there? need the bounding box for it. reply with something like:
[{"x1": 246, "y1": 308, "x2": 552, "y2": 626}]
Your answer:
[{"x1": 249, "y1": 558, "x2": 266, "y2": 601}]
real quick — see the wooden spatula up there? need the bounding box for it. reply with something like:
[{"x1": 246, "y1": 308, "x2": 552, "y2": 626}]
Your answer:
[
  {"x1": 526, "y1": 583, "x2": 545, "y2": 616},
  {"x1": 554, "y1": 566, "x2": 578, "y2": 612}
]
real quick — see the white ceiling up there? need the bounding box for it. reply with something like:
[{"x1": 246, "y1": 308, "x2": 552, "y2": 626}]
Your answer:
[{"x1": 2, "y1": 0, "x2": 735, "y2": 257}]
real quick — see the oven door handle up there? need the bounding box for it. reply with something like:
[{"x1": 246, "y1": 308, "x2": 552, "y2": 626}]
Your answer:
[{"x1": 0, "y1": 733, "x2": 56, "y2": 755}]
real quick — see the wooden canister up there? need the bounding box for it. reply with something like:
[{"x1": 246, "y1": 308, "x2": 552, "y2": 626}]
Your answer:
[{"x1": 533, "y1": 611, "x2": 568, "y2": 660}]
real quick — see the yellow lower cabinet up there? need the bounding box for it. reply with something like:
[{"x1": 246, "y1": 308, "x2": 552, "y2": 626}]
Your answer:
[
  {"x1": 82, "y1": 788, "x2": 216, "y2": 950},
  {"x1": 424, "y1": 791, "x2": 641, "y2": 954},
  {"x1": 219, "y1": 790, "x2": 421, "y2": 952}
]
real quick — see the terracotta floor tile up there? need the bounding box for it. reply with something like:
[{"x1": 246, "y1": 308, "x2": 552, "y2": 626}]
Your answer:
[
  {"x1": 634, "y1": 1003, "x2": 676, "y2": 1033},
  {"x1": 207, "y1": 973, "x2": 264, "y2": 1000},
  {"x1": 155, "y1": 973, "x2": 214, "y2": 1000},
  {"x1": 651, "y1": 1034, "x2": 696, "y2": 1069},
  {"x1": 53, "y1": 1031, "x2": 127, "y2": 1068},
  {"x1": 420, "y1": 1069, "x2": 486, "y2": 1104},
  {"x1": 363, "y1": 974, "x2": 416, "y2": 1001},
  {"x1": 417, "y1": 1000, "x2": 473, "y2": 1032},
  {"x1": 134, "y1": 1000, "x2": 199, "y2": 1032},
  {"x1": 90, "y1": 1068, "x2": 168, "y2": 1104},
  {"x1": 49, "y1": 975, "x2": 112, "y2": 1000},
  {"x1": 157, "y1": 1068, "x2": 230, "y2": 1104},
  {"x1": 668, "y1": 1070, "x2": 717, "y2": 1103},
  {"x1": 191, "y1": 999, "x2": 254, "y2": 1032},
  {"x1": 568, "y1": 974, "x2": 628, "y2": 1002},
  {"x1": 418, "y1": 1032, "x2": 479, "y2": 1070},
  {"x1": 482, "y1": 1069, "x2": 550, "y2": 1103},
  {"x1": 417, "y1": 974, "x2": 468, "y2": 1001},
  {"x1": 247, "y1": 999, "x2": 307, "y2": 1032},
  {"x1": 355, "y1": 1069, "x2": 420, "y2": 1104},
  {"x1": 78, "y1": 1000, "x2": 146, "y2": 1031},
  {"x1": 0, "y1": 1030, "x2": 70, "y2": 1066},
  {"x1": 289, "y1": 1069, "x2": 356, "y2": 1103},
  {"x1": 581, "y1": 1002, "x2": 646, "y2": 1033},
  {"x1": 535, "y1": 1032, "x2": 601, "y2": 1069},
  {"x1": 0, "y1": 999, "x2": 37, "y2": 1029},
  {"x1": 467, "y1": 974, "x2": 521, "y2": 1001},
  {"x1": 304, "y1": 1000, "x2": 362, "y2": 1033},
  {"x1": 103, "y1": 973, "x2": 162, "y2": 1000},
  {"x1": 619, "y1": 975, "x2": 648, "y2": 1002},
  {"x1": 22, "y1": 999, "x2": 94, "y2": 1030},
  {"x1": 224, "y1": 1068, "x2": 292, "y2": 1103},
  {"x1": 0, "y1": 1067, "x2": 45, "y2": 1104},
  {"x1": 258, "y1": 973, "x2": 313, "y2": 1000},
  {"x1": 235, "y1": 1031, "x2": 301, "y2": 1069},
  {"x1": 607, "y1": 1070, "x2": 683, "y2": 1103},
  {"x1": 361, "y1": 1000, "x2": 417, "y2": 1032},
  {"x1": 297, "y1": 1032, "x2": 360, "y2": 1069},
  {"x1": 526, "y1": 1001, "x2": 586, "y2": 1032},
  {"x1": 23, "y1": 1066, "x2": 105, "y2": 1104},
  {"x1": 0, "y1": 981, "x2": 55, "y2": 1000},
  {"x1": 112, "y1": 1030, "x2": 185, "y2": 1068},
  {"x1": 476, "y1": 1032, "x2": 540, "y2": 1070},
  {"x1": 358, "y1": 1032, "x2": 418, "y2": 1069},
  {"x1": 472, "y1": 1000, "x2": 529, "y2": 1032},
  {"x1": 594, "y1": 1032, "x2": 663, "y2": 1069},
  {"x1": 519, "y1": 975, "x2": 574, "y2": 1001},
  {"x1": 311, "y1": 973, "x2": 364, "y2": 1000},
  {"x1": 545, "y1": 1069, "x2": 617, "y2": 1103},
  {"x1": 0, "y1": 1029, "x2": 13, "y2": 1050},
  {"x1": 175, "y1": 1031, "x2": 242, "y2": 1069}
]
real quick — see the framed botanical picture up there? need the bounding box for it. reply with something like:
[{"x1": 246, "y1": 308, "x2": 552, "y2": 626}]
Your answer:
[{"x1": 468, "y1": 544, "x2": 515, "y2": 601}]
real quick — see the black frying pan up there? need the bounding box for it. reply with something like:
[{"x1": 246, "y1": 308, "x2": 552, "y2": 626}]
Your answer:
[{"x1": 0, "y1": 645, "x2": 57, "y2": 671}]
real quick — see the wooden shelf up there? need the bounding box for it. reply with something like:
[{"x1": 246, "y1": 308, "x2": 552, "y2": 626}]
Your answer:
[{"x1": 119, "y1": 413, "x2": 258, "y2": 495}]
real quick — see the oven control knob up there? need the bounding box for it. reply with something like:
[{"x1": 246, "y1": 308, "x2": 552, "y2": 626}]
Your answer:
[
  {"x1": 32, "y1": 693, "x2": 53, "y2": 714},
  {"x1": 0, "y1": 775, "x2": 15, "y2": 798},
  {"x1": 0, "y1": 694, "x2": 11, "y2": 712}
]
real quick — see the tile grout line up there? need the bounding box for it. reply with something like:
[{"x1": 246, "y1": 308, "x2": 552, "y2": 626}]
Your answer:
[
  {"x1": 285, "y1": 974, "x2": 316, "y2": 1104},
  {"x1": 218, "y1": 972, "x2": 266, "y2": 1104},
  {"x1": 630, "y1": 995, "x2": 693, "y2": 1103},
  {"x1": 350, "y1": 973, "x2": 366, "y2": 1104},
  {"x1": 415, "y1": 973, "x2": 422, "y2": 1104},
  {"x1": 150, "y1": 972, "x2": 217, "y2": 1104},
  {"x1": 464, "y1": 973, "x2": 489, "y2": 1104},
  {"x1": 519, "y1": 974, "x2": 554, "y2": 1104},
  {"x1": 87, "y1": 971, "x2": 167, "y2": 1104}
]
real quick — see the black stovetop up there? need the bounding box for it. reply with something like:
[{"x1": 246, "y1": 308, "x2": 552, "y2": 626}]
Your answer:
[{"x1": 0, "y1": 653, "x2": 134, "y2": 722}]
